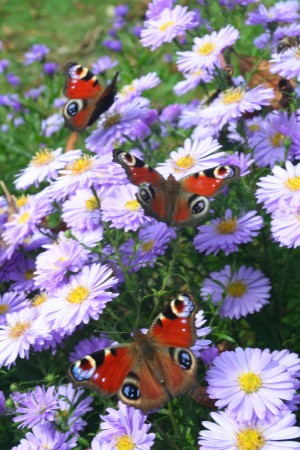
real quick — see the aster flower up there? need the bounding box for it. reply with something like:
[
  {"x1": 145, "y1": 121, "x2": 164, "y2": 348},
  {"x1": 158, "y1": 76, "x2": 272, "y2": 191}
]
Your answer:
[
  {"x1": 246, "y1": 1, "x2": 300, "y2": 26},
  {"x1": 0, "y1": 291, "x2": 30, "y2": 325},
  {"x1": 173, "y1": 68, "x2": 214, "y2": 96},
  {"x1": 206, "y1": 347, "x2": 296, "y2": 422},
  {"x1": 12, "y1": 423, "x2": 77, "y2": 450},
  {"x1": 195, "y1": 85, "x2": 274, "y2": 131},
  {"x1": 256, "y1": 161, "x2": 300, "y2": 214},
  {"x1": 43, "y1": 61, "x2": 58, "y2": 76},
  {"x1": 121, "y1": 221, "x2": 176, "y2": 272},
  {"x1": 34, "y1": 233, "x2": 89, "y2": 293},
  {"x1": 56, "y1": 384, "x2": 93, "y2": 434},
  {"x1": 140, "y1": 5, "x2": 198, "y2": 51},
  {"x1": 156, "y1": 137, "x2": 225, "y2": 179},
  {"x1": 91, "y1": 401, "x2": 155, "y2": 449},
  {"x1": 101, "y1": 183, "x2": 150, "y2": 232},
  {"x1": 13, "y1": 385, "x2": 58, "y2": 428},
  {"x1": 200, "y1": 345, "x2": 219, "y2": 366},
  {"x1": 199, "y1": 410, "x2": 300, "y2": 449},
  {"x1": 44, "y1": 152, "x2": 126, "y2": 202},
  {"x1": 271, "y1": 208, "x2": 300, "y2": 248},
  {"x1": 191, "y1": 310, "x2": 212, "y2": 354},
  {"x1": 272, "y1": 349, "x2": 300, "y2": 379},
  {"x1": 7, "y1": 72, "x2": 20, "y2": 87},
  {"x1": 270, "y1": 47, "x2": 300, "y2": 81},
  {"x1": 72, "y1": 227, "x2": 104, "y2": 247},
  {"x1": 176, "y1": 25, "x2": 239, "y2": 73},
  {"x1": 220, "y1": 151, "x2": 253, "y2": 177},
  {"x1": 8, "y1": 255, "x2": 36, "y2": 292},
  {"x1": 41, "y1": 263, "x2": 118, "y2": 334},
  {"x1": 91, "y1": 56, "x2": 119, "y2": 74},
  {"x1": 0, "y1": 58, "x2": 9, "y2": 72},
  {"x1": 193, "y1": 209, "x2": 263, "y2": 256},
  {"x1": 117, "y1": 72, "x2": 161, "y2": 102},
  {"x1": 62, "y1": 187, "x2": 102, "y2": 232},
  {"x1": 85, "y1": 97, "x2": 155, "y2": 153},
  {"x1": 69, "y1": 334, "x2": 117, "y2": 362},
  {"x1": 0, "y1": 391, "x2": 5, "y2": 414},
  {"x1": 146, "y1": 0, "x2": 175, "y2": 20},
  {"x1": 14, "y1": 148, "x2": 82, "y2": 190},
  {"x1": 41, "y1": 113, "x2": 64, "y2": 137},
  {"x1": 0, "y1": 308, "x2": 52, "y2": 368},
  {"x1": 103, "y1": 39, "x2": 122, "y2": 52},
  {"x1": 24, "y1": 44, "x2": 49, "y2": 65},
  {"x1": 24, "y1": 85, "x2": 45, "y2": 100},
  {"x1": 201, "y1": 265, "x2": 271, "y2": 319}
]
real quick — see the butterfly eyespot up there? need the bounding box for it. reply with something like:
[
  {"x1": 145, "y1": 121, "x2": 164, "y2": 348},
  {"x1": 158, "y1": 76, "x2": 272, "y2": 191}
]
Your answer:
[
  {"x1": 178, "y1": 350, "x2": 192, "y2": 370},
  {"x1": 214, "y1": 165, "x2": 235, "y2": 179},
  {"x1": 119, "y1": 152, "x2": 136, "y2": 166},
  {"x1": 189, "y1": 196, "x2": 210, "y2": 217},
  {"x1": 64, "y1": 99, "x2": 85, "y2": 118},
  {"x1": 139, "y1": 186, "x2": 153, "y2": 203},
  {"x1": 172, "y1": 294, "x2": 194, "y2": 318},
  {"x1": 122, "y1": 383, "x2": 140, "y2": 400}
]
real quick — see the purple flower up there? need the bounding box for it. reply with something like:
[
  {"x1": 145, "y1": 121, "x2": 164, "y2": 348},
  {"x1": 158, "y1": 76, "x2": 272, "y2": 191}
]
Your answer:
[
  {"x1": 6, "y1": 72, "x2": 20, "y2": 87},
  {"x1": 220, "y1": 151, "x2": 253, "y2": 177},
  {"x1": 91, "y1": 401, "x2": 155, "y2": 449},
  {"x1": 12, "y1": 423, "x2": 77, "y2": 450},
  {"x1": 56, "y1": 384, "x2": 93, "y2": 434},
  {"x1": 271, "y1": 208, "x2": 300, "y2": 248},
  {"x1": 24, "y1": 44, "x2": 49, "y2": 65},
  {"x1": 43, "y1": 61, "x2": 58, "y2": 76},
  {"x1": 91, "y1": 56, "x2": 118, "y2": 75},
  {"x1": 201, "y1": 265, "x2": 271, "y2": 319},
  {"x1": 173, "y1": 68, "x2": 214, "y2": 96},
  {"x1": 69, "y1": 334, "x2": 117, "y2": 362},
  {"x1": 140, "y1": 5, "x2": 198, "y2": 51},
  {"x1": 191, "y1": 310, "x2": 211, "y2": 354},
  {"x1": 246, "y1": 1, "x2": 300, "y2": 26},
  {"x1": 114, "y1": 4, "x2": 129, "y2": 16},
  {"x1": 62, "y1": 187, "x2": 102, "y2": 232},
  {"x1": 24, "y1": 85, "x2": 45, "y2": 100},
  {"x1": 13, "y1": 385, "x2": 58, "y2": 428},
  {"x1": 206, "y1": 347, "x2": 296, "y2": 422},
  {"x1": 0, "y1": 308, "x2": 52, "y2": 368},
  {"x1": 199, "y1": 410, "x2": 300, "y2": 449},
  {"x1": 0, "y1": 391, "x2": 5, "y2": 414},
  {"x1": 270, "y1": 47, "x2": 300, "y2": 81},
  {"x1": 103, "y1": 39, "x2": 123, "y2": 52},
  {"x1": 34, "y1": 233, "x2": 89, "y2": 293},
  {"x1": 117, "y1": 72, "x2": 161, "y2": 102},
  {"x1": 41, "y1": 112, "x2": 64, "y2": 137},
  {"x1": 0, "y1": 58, "x2": 9, "y2": 73},
  {"x1": 254, "y1": 30, "x2": 271, "y2": 49},
  {"x1": 0, "y1": 291, "x2": 30, "y2": 324},
  {"x1": 176, "y1": 25, "x2": 239, "y2": 72},
  {"x1": 193, "y1": 209, "x2": 263, "y2": 255},
  {"x1": 41, "y1": 263, "x2": 118, "y2": 334},
  {"x1": 146, "y1": 0, "x2": 175, "y2": 20},
  {"x1": 200, "y1": 346, "x2": 219, "y2": 366}
]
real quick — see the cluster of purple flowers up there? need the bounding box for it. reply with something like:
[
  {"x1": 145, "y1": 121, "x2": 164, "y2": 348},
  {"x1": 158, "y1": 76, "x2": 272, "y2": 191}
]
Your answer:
[{"x1": 1, "y1": 0, "x2": 300, "y2": 448}]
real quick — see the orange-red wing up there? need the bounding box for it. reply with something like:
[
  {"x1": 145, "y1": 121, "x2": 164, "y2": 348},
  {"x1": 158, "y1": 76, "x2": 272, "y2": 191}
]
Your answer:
[
  {"x1": 64, "y1": 77, "x2": 103, "y2": 100},
  {"x1": 68, "y1": 346, "x2": 134, "y2": 396},
  {"x1": 170, "y1": 196, "x2": 191, "y2": 225}
]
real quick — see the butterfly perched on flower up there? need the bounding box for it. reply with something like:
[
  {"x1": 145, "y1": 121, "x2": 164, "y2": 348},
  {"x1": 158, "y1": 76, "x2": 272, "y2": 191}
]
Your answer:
[
  {"x1": 68, "y1": 293, "x2": 199, "y2": 413},
  {"x1": 63, "y1": 62, "x2": 118, "y2": 132},
  {"x1": 113, "y1": 149, "x2": 240, "y2": 227}
]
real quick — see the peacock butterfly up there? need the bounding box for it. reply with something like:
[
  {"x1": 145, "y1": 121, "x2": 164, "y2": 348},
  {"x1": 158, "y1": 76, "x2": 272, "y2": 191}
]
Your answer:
[
  {"x1": 63, "y1": 62, "x2": 118, "y2": 132},
  {"x1": 68, "y1": 293, "x2": 199, "y2": 413},
  {"x1": 113, "y1": 149, "x2": 240, "y2": 227}
]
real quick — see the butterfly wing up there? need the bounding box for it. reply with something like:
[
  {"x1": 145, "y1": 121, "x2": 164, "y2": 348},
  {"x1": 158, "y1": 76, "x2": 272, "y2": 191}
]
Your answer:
[{"x1": 63, "y1": 62, "x2": 118, "y2": 132}]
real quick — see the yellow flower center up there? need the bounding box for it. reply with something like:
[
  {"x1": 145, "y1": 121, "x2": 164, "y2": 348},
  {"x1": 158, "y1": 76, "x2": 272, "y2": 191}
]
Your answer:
[
  {"x1": 116, "y1": 434, "x2": 135, "y2": 450},
  {"x1": 159, "y1": 20, "x2": 175, "y2": 32},
  {"x1": 270, "y1": 132, "x2": 284, "y2": 147},
  {"x1": 9, "y1": 321, "x2": 30, "y2": 339},
  {"x1": 228, "y1": 281, "x2": 247, "y2": 297},
  {"x1": 68, "y1": 155, "x2": 93, "y2": 175},
  {"x1": 285, "y1": 176, "x2": 300, "y2": 191},
  {"x1": 85, "y1": 196, "x2": 98, "y2": 211},
  {"x1": 197, "y1": 42, "x2": 216, "y2": 56},
  {"x1": 0, "y1": 304, "x2": 9, "y2": 314},
  {"x1": 25, "y1": 270, "x2": 34, "y2": 280},
  {"x1": 17, "y1": 211, "x2": 30, "y2": 224},
  {"x1": 217, "y1": 218, "x2": 237, "y2": 234},
  {"x1": 31, "y1": 149, "x2": 55, "y2": 167},
  {"x1": 191, "y1": 69, "x2": 203, "y2": 76},
  {"x1": 125, "y1": 199, "x2": 140, "y2": 211},
  {"x1": 32, "y1": 292, "x2": 48, "y2": 307},
  {"x1": 67, "y1": 285, "x2": 89, "y2": 304},
  {"x1": 103, "y1": 112, "x2": 122, "y2": 129},
  {"x1": 176, "y1": 155, "x2": 195, "y2": 170},
  {"x1": 142, "y1": 239, "x2": 154, "y2": 252},
  {"x1": 222, "y1": 88, "x2": 245, "y2": 105},
  {"x1": 121, "y1": 84, "x2": 136, "y2": 96},
  {"x1": 248, "y1": 124, "x2": 260, "y2": 132},
  {"x1": 295, "y1": 48, "x2": 300, "y2": 59},
  {"x1": 16, "y1": 195, "x2": 30, "y2": 209},
  {"x1": 238, "y1": 371, "x2": 262, "y2": 394},
  {"x1": 236, "y1": 428, "x2": 265, "y2": 450}
]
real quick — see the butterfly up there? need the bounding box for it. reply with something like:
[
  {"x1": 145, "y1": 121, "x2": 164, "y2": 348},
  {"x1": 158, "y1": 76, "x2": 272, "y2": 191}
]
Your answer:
[
  {"x1": 63, "y1": 62, "x2": 118, "y2": 132},
  {"x1": 68, "y1": 293, "x2": 199, "y2": 413},
  {"x1": 113, "y1": 149, "x2": 240, "y2": 227}
]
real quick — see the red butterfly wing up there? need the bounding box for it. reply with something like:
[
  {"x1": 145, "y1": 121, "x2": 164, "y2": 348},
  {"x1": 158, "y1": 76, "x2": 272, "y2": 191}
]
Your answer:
[
  {"x1": 64, "y1": 62, "x2": 103, "y2": 100},
  {"x1": 180, "y1": 165, "x2": 240, "y2": 197}
]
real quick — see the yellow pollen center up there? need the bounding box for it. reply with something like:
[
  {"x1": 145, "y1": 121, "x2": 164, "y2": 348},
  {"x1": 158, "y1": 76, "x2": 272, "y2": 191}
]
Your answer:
[
  {"x1": 116, "y1": 434, "x2": 135, "y2": 450},
  {"x1": 85, "y1": 196, "x2": 98, "y2": 211},
  {"x1": 248, "y1": 124, "x2": 260, "y2": 132},
  {"x1": 31, "y1": 149, "x2": 55, "y2": 167},
  {"x1": 25, "y1": 270, "x2": 34, "y2": 280},
  {"x1": 103, "y1": 112, "x2": 122, "y2": 129},
  {"x1": 68, "y1": 155, "x2": 93, "y2": 175},
  {"x1": 217, "y1": 218, "x2": 237, "y2": 234},
  {"x1": 121, "y1": 84, "x2": 136, "y2": 96},
  {"x1": 222, "y1": 88, "x2": 244, "y2": 105},
  {"x1": 142, "y1": 239, "x2": 154, "y2": 252},
  {"x1": 295, "y1": 48, "x2": 300, "y2": 59},
  {"x1": 125, "y1": 199, "x2": 140, "y2": 211},
  {"x1": 17, "y1": 211, "x2": 30, "y2": 224},
  {"x1": 32, "y1": 292, "x2": 48, "y2": 307},
  {"x1": 0, "y1": 304, "x2": 9, "y2": 314},
  {"x1": 176, "y1": 155, "x2": 195, "y2": 170},
  {"x1": 236, "y1": 428, "x2": 265, "y2": 450},
  {"x1": 159, "y1": 20, "x2": 175, "y2": 32},
  {"x1": 228, "y1": 281, "x2": 247, "y2": 297},
  {"x1": 16, "y1": 195, "x2": 30, "y2": 208},
  {"x1": 238, "y1": 371, "x2": 262, "y2": 394},
  {"x1": 67, "y1": 285, "x2": 89, "y2": 304},
  {"x1": 197, "y1": 42, "x2": 216, "y2": 56},
  {"x1": 9, "y1": 321, "x2": 30, "y2": 339},
  {"x1": 270, "y1": 132, "x2": 284, "y2": 147},
  {"x1": 285, "y1": 176, "x2": 300, "y2": 191}
]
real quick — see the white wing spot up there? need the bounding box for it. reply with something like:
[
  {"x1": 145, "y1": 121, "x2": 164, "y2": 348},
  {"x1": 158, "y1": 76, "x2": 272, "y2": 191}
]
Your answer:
[{"x1": 101, "y1": 377, "x2": 106, "y2": 383}]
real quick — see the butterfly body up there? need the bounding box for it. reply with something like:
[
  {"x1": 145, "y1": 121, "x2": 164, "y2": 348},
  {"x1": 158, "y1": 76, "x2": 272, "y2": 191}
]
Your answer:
[
  {"x1": 68, "y1": 293, "x2": 198, "y2": 412},
  {"x1": 113, "y1": 149, "x2": 240, "y2": 227},
  {"x1": 63, "y1": 62, "x2": 118, "y2": 132}
]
